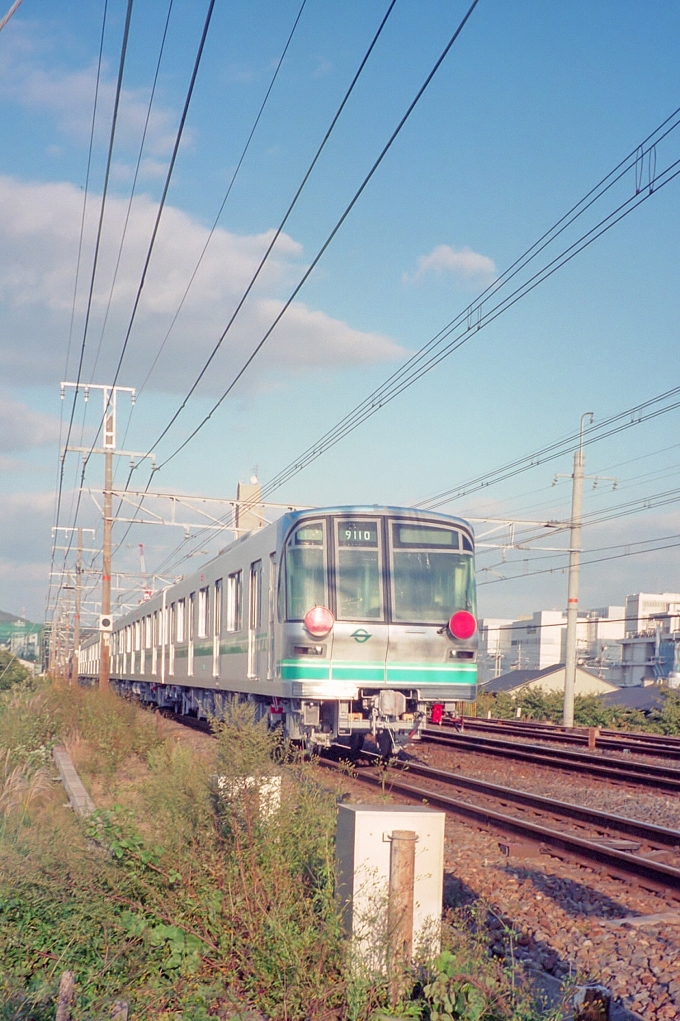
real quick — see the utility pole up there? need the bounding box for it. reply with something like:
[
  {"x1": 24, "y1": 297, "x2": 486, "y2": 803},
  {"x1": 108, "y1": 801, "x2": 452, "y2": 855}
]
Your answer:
[
  {"x1": 60, "y1": 383, "x2": 152, "y2": 690},
  {"x1": 563, "y1": 412, "x2": 593, "y2": 728},
  {"x1": 73, "y1": 527, "x2": 82, "y2": 683}
]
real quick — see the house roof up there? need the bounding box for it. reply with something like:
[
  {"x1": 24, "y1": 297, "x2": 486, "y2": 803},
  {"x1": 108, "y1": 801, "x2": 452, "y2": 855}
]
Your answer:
[
  {"x1": 597, "y1": 686, "x2": 667, "y2": 712},
  {"x1": 481, "y1": 663, "x2": 605, "y2": 694}
]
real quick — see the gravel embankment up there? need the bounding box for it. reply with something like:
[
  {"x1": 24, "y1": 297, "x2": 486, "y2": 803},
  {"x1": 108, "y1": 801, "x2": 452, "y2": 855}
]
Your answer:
[{"x1": 414, "y1": 740, "x2": 680, "y2": 830}]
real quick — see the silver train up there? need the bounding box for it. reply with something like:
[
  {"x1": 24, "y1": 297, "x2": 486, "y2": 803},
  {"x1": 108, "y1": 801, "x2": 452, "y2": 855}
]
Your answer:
[{"x1": 79, "y1": 506, "x2": 478, "y2": 753}]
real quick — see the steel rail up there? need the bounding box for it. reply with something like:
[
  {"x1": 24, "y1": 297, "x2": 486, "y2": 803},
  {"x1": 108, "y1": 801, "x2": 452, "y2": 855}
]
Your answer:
[
  {"x1": 421, "y1": 729, "x2": 680, "y2": 790},
  {"x1": 444, "y1": 718, "x2": 680, "y2": 759},
  {"x1": 375, "y1": 755, "x2": 680, "y2": 848},
  {"x1": 319, "y1": 757, "x2": 680, "y2": 896}
]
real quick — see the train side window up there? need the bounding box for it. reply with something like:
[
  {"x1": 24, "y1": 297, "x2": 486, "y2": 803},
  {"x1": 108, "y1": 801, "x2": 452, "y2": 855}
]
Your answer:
[
  {"x1": 227, "y1": 571, "x2": 242, "y2": 632},
  {"x1": 188, "y1": 593, "x2": 195, "y2": 641},
  {"x1": 250, "y1": 561, "x2": 262, "y2": 630},
  {"x1": 144, "y1": 615, "x2": 151, "y2": 649},
  {"x1": 176, "y1": 599, "x2": 185, "y2": 642},
  {"x1": 214, "y1": 579, "x2": 222, "y2": 635},
  {"x1": 285, "y1": 520, "x2": 326, "y2": 620},
  {"x1": 198, "y1": 587, "x2": 209, "y2": 638}
]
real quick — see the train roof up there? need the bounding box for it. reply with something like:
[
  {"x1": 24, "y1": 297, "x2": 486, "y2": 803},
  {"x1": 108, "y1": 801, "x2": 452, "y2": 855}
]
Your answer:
[{"x1": 276, "y1": 504, "x2": 474, "y2": 536}]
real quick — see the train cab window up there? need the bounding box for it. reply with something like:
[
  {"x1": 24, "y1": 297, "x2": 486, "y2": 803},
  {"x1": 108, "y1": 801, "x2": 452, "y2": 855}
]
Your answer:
[
  {"x1": 390, "y1": 522, "x2": 476, "y2": 624},
  {"x1": 285, "y1": 521, "x2": 326, "y2": 620},
  {"x1": 198, "y1": 587, "x2": 209, "y2": 638},
  {"x1": 176, "y1": 599, "x2": 185, "y2": 642},
  {"x1": 227, "y1": 571, "x2": 243, "y2": 632},
  {"x1": 335, "y1": 519, "x2": 383, "y2": 620}
]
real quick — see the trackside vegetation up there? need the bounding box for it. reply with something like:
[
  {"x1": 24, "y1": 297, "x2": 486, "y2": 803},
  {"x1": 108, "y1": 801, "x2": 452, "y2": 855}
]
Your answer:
[
  {"x1": 475, "y1": 687, "x2": 680, "y2": 734},
  {"x1": 0, "y1": 677, "x2": 559, "y2": 1020}
]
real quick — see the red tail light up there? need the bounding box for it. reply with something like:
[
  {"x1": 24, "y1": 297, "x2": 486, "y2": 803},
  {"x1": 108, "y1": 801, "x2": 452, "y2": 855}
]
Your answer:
[
  {"x1": 304, "y1": 605, "x2": 334, "y2": 637},
  {"x1": 448, "y1": 610, "x2": 477, "y2": 640}
]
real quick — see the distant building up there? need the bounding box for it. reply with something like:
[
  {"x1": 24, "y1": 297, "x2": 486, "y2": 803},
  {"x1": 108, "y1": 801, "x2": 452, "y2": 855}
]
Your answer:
[
  {"x1": 478, "y1": 605, "x2": 625, "y2": 682},
  {"x1": 0, "y1": 610, "x2": 42, "y2": 662},
  {"x1": 620, "y1": 600, "x2": 680, "y2": 687},
  {"x1": 508, "y1": 610, "x2": 567, "y2": 671},
  {"x1": 477, "y1": 618, "x2": 514, "y2": 682},
  {"x1": 624, "y1": 592, "x2": 680, "y2": 636},
  {"x1": 481, "y1": 663, "x2": 618, "y2": 699}
]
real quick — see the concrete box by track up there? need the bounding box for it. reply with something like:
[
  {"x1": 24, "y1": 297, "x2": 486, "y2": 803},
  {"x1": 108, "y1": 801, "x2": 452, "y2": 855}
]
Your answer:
[{"x1": 336, "y1": 804, "x2": 445, "y2": 969}]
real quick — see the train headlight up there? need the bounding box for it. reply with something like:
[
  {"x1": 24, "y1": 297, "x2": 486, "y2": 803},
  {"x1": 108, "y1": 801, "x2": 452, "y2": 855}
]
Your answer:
[
  {"x1": 304, "y1": 605, "x2": 334, "y2": 637},
  {"x1": 448, "y1": 610, "x2": 477, "y2": 640}
]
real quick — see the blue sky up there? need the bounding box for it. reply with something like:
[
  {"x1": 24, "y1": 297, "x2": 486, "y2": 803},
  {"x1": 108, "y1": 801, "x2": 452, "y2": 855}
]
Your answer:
[{"x1": 1, "y1": 0, "x2": 679, "y2": 623}]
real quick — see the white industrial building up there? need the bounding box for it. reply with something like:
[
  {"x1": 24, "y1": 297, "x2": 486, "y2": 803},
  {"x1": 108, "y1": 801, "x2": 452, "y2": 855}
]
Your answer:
[
  {"x1": 478, "y1": 605, "x2": 624, "y2": 682},
  {"x1": 624, "y1": 592, "x2": 680, "y2": 636},
  {"x1": 620, "y1": 595, "x2": 680, "y2": 687}
]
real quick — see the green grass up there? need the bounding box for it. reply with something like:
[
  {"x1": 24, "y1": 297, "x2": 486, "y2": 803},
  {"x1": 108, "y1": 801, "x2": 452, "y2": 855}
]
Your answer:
[{"x1": 0, "y1": 681, "x2": 556, "y2": 1020}]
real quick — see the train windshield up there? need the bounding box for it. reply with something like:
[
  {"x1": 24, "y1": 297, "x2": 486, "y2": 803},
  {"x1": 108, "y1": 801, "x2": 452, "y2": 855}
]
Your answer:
[
  {"x1": 335, "y1": 519, "x2": 383, "y2": 620},
  {"x1": 390, "y1": 522, "x2": 476, "y2": 624},
  {"x1": 285, "y1": 521, "x2": 327, "y2": 620}
]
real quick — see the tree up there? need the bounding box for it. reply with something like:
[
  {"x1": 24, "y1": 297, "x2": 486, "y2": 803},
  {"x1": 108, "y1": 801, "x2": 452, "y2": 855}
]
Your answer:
[{"x1": 0, "y1": 649, "x2": 30, "y2": 691}]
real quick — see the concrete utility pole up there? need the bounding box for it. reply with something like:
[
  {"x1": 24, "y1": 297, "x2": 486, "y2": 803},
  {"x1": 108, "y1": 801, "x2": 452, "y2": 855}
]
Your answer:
[
  {"x1": 563, "y1": 412, "x2": 593, "y2": 728},
  {"x1": 60, "y1": 383, "x2": 148, "y2": 690},
  {"x1": 73, "y1": 528, "x2": 82, "y2": 682}
]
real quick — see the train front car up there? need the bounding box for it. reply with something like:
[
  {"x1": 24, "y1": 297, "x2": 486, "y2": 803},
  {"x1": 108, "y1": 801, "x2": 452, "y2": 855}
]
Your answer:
[{"x1": 278, "y1": 507, "x2": 477, "y2": 754}]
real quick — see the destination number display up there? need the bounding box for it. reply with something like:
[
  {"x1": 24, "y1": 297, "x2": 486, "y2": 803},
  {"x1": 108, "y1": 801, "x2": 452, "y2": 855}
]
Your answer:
[{"x1": 338, "y1": 521, "x2": 378, "y2": 547}]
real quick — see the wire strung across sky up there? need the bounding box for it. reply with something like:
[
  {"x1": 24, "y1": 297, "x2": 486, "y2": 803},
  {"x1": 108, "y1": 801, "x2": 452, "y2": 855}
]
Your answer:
[
  {"x1": 148, "y1": 0, "x2": 481, "y2": 470},
  {"x1": 48, "y1": 0, "x2": 216, "y2": 617},
  {"x1": 254, "y1": 107, "x2": 680, "y2": 503}
]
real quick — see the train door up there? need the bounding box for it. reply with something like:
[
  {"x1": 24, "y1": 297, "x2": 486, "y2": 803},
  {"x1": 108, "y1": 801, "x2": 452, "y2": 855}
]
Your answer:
[
  {"x1": 213, "y1": 578, "x2": 222, "y2": 677},
  {"x1": 267, "y1": 553, "x2": 276, "y2": 679},
  {"x1": 247, "y1": 560, "x2": 263, "y2": 680},
  {"x1": 188, "y1": 592, "x2": 195, "y2": 676},
  {"x1": 330, "y1": 517, "x2": 388, "y2": 686}
]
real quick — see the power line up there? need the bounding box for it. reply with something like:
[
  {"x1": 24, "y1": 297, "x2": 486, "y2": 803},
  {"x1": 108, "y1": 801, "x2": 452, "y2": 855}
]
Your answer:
[
  {"x1": 101, "y1": 0, "x2": 217, "y2": 398},
  {"x1": 478, "y1": 534, "x2": 680, "y2": 587},
  {"x1": 257, "y1": 110, "x2": 680, "y2": 501},
  {"x1": 50, "y1": 0, "x2": 218, "y2": 616},
  {"x1": 96, "y1": 0, "x2": 404, "y2": 583},
  {"x1": 89, "y1": 0, "x2": 176, "y2": 385},
  {"x1": 136, "y1": 0, "x2": 309, "y2": 400},
  {"x1": 143, "y1": 0, "x2": 403, "y2": 459}
]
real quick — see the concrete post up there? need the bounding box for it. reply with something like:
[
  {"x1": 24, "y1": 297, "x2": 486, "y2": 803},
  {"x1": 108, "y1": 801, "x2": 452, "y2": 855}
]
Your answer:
[
  {"x1": 563, "y1": 412, "x2": 593, "y2": 728},
  {"x1": 387, "y1": 829, "x2": 417, "y2": 1004},
  {"x1": 55, "y1": 971, "x2": 75, "y2": 1021}
]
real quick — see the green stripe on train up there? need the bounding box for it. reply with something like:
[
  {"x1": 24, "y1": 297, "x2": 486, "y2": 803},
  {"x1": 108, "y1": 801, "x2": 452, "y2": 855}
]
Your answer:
[{"x1": 279, "y1": 659, "x2": 477, "y2": 684}]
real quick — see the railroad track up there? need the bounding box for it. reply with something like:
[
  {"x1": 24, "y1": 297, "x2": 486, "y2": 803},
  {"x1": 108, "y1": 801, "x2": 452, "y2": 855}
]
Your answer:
[
  {"x1": 441, "y1": 716, "x2": 680, "y2": 760},
  {"x1": 421, "y1": 728, "x2": 680, "y2": 791},
  {"x1": 321, "y1": 751, "x2": 680, "y2": 897}
]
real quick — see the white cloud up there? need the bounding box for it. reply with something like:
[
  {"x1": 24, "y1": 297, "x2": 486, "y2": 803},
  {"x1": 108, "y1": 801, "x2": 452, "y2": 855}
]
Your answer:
[
  {"x1": 0, "y1": 393, "x2": 61, "y2": 451},
  {"x1": 0, "y1": 176, "x2": 406, "y2": 394},
  {"x1": 403, "y1": 244, "x2": 496, "y2": 285},
  {"x1": 0, "y1": 23, "x2": 179, "y2": 156}
]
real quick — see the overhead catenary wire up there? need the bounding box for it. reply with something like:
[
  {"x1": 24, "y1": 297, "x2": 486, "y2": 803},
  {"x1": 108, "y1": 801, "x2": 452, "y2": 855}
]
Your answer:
[
  {"x1": 136, "y1": 0, "x2": 309, "y2": 400},
  {"x1": 107, "y1": 0, "x2": 311, "y2": 561},
  {"x1": 97, "y1": 0, "x2": 404, "y2": 587},
  {"x1": 141, "y1": 0, "x2": 402, "y2": 459},
  {"x1": 150, "y1": 0, "x2": 481, "y2": 469},
  {"x1": 160, "y1": 378, "x2": 680, "y2": 579},
  {"x1": 89, "y1": 0, "x2": 176, "y2": 386},
  {"x1": 255, "y1": 109, "x2": 680, "y2": 502},
  {"x1": 477, "y1": 534, "x2": 680, "y2": 587},
  {"x1": 49, "y1": 0, "x2": 218, "y2": 618}
]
